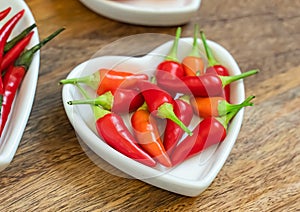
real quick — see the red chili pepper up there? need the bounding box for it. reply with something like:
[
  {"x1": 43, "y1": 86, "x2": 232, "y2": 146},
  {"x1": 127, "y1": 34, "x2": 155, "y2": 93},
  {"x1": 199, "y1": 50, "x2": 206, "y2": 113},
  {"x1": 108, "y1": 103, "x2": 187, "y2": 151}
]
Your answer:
[
  {"x1": 200, "y1": 31, "x2": 231, "y2": 101},
  {"x1": 137, "y1": 80, "x2": 192, "y2": 136},
  {"x1": 190, "y1": 95, "x2": 255, "y2": 118},
  {"x1": 0, "y1": 7, "x2": 11, "y2": 21},
  {"x1": 182, "y1": 24, "x2": 205, "y2": 76},
  {"x1": 1, "y1": 31, "x2": 34, "y2": 71},
  {"x1": 74, "y1": 84, "x2": 156, "y2": 167},
  {"x1": 67, "y1": 88, "x2": 144, "y2": 114},
  {"x1": 156, "y1": 27, "x2": 185, "y2": 82},
  {"x1": 157, "y1": 69, "x2": 258, "y2": 97},
  {"x1": 4, "y1": 23, "x2": 36, "y2": 53},
  {"x1": 163, "y1": 95, "x2": 194, "y2": 155},
  {"x1": 171, "y1": 96, "x2": 254, "y2": 165},
  {"x1": 131, "y1": 103, "x2": 172, "y2": 167},
  {"x1": 60, "y1": 68, "x2": 148, "y2": 96},
  {"x1": 0, "y1": 28, "x2": 65, "y2": 136},
  {"x1": 0, "y1": 9, "x2": 25, "y2": 66}
]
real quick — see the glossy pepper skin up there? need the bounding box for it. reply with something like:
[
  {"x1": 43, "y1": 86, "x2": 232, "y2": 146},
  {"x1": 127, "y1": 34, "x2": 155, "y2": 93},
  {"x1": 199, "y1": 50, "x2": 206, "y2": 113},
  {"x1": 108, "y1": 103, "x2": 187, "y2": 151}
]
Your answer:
[
  {"x1": 131, "y1": 103, "x2": 172, "y2": 167},
  {"x1": 190, "y1": 95, "x2": 255, "y2": 118},
  {"x1": 0, "y1": 28, "x2": 65, "y2": 136},
  {"x1": 200, "y1": 31, "x2": 230, "y2": 101},
  {"x1": 59, "y1": 69, "x2": 149, "y2": 96},
  {"x1": 137, "y1": 80, "x2": 192, "y2": 136},
  {"x1": 163, "y1": 97, "x2": 194, "y2": 155},
  {"x1": 182, "y1": 24, "x2": 205, "y2": 76},
  {"x1": 157, "y1": 70, "x2": 258, "y2": 97},
  {"x1": 73, "y1": 84, "x2": 157, "y2": 167},
  {"x1": 1, "y1": 31, "x2": 34, "y2": 71},
  {"x1": 67, "y1": 88, "x2": 144, "y2": 114},
  {"x1": 156, "y1": 27, "x2": 185, "y2": 80},
  {"x1": 171, "y1": 96, "x2": 255, "y2": 166},
  {"x1": 171, "y1": 117, "x2": 226, "y2": 166},
  {"x1": 96, "y1": 112, "x2": 156, "y2": 167},
  {"x1": 0, "y1": 10, "x2": 25, "y2": 66},
  {"x1": 0, "y1": 7, "x2": 11, "y2": 21}
]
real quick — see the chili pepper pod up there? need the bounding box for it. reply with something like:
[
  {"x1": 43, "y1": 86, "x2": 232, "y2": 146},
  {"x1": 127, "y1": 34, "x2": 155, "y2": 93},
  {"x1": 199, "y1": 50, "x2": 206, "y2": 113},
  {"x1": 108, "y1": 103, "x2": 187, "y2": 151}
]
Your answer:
[
  {"x1": 163, "y1": 95, "x2": 194, "y2": 155},
  {"x1": 0, "y1": 9, "x2": 25, "y2": 65},
  {"x1": 157, "y1": 69, "x2": 258, "y2": 97},
  {"x1": 137, "y1": 80, "x2": 193, "y2": 136},
  {"x1": 74, "y1": 84, "x2": 157, "y2": 167},
  {"x1": 200, "y1": 31, "x2": 231, "y2": 101},
  {"x1": 0, "y1": 28, "x2": 65, "y2": 136},
  {"x1": 182, "y1": 24, "x2": 205, "y2": 76},
  {"x1": 190, "y1": 95, "x2": 255, "y2": 118},
  {"x1": 156, "y1": 27, "x2": 185, "y2": 81},
  {"x1": 131, "y1": 102, "x2": 172, "y2": 167},
  {"x1": 1, "y1": 31, "x2": 34, "y2": 71},
  {"x1": 0, "y1": 7, "x2": 11, "y2": 21},
  {"x1": 67, "y1": 88, "x2": 144, "y2": 114},
  {"x1": 60, "y1": 68, "x2": 148, "y2": 96},
  {"x1": 171, "y1": 96, "x2": 254, "y2": 166},
  {"x1": 4, "y1": 23, "x2": 36, "y2": 53}
]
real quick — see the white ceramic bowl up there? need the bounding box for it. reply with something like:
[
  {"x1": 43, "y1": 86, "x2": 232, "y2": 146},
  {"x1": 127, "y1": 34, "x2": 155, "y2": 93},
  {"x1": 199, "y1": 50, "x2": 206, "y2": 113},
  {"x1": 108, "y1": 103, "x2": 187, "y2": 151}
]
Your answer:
[
  {"x1": 62, "y1": 35, "x2": 246, "y2": 196},
  {"x1": 79, "y1": 0, "x2": 201, "y2": 26},
  {"x1": 0, "y1": 1, "x2": 40, "y2": 172}
]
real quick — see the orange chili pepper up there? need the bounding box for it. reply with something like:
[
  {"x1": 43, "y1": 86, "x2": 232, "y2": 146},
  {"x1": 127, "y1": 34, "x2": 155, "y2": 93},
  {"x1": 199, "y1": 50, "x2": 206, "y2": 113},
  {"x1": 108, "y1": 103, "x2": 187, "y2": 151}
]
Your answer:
[
  {"x1": 182, "y1": 24, "x2": 205, "y2": 76},
  {"x1": 131, "y1": 103, "x2": 172, "y2": 167}
]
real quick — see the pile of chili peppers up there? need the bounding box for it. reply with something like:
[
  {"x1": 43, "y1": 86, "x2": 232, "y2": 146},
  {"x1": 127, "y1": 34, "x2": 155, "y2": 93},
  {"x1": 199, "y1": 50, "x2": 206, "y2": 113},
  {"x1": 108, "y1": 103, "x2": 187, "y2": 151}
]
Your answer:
[
  {"x1": 0, "y1": 7, "x2": 64, "y2": 137},
  {"x1": 61, "y1": 26, "x2": 258, "y2": 167}
]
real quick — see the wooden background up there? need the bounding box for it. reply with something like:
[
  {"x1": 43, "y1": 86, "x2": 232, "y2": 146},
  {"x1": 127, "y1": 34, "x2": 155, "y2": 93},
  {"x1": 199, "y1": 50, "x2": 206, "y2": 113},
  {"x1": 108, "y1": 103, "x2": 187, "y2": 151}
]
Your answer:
[{"x1": 0, "y1": 0, "x2": 299, "y2": 211}]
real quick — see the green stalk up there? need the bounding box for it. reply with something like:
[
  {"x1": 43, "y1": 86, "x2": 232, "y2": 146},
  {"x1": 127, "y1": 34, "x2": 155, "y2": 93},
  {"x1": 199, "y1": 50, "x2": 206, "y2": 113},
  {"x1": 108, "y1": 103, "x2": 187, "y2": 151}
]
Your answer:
[
  {"x1": 4, "y1": 23, "x2": 37, "y2": 53},
  {"x1": 16, "y1": 27, "x2": 65, "y2": 70},
  {"x1": 59, "y1": 71, "x2": 100, "y2": 90},
  {"x1": 67, "y1": 91, "x2": 113, "y2": 111},
  {"x1": 189, "y1": 24, "x2": 201, "y2": 57},
  {"x1": 165, "y1": 27, "x2": 181, "y2": 62},
  {"x1": 217, "y1": 96, "x2": 255, "y2": 129},
  {"x1": 74, "y1": 84, "x2": 110, "y2": 120},
  {"x1": 157, "y1": 102, "x2": 193, "y2": 136},
  {"x1": 200, "y1": 30, "x2": 218, "y2": 67},
  {"x1": 218, "y1": 95, "x2": 255, "y2": 117},
  {"x1": 220, "y1": 69, "x2": 259, "y2": 87}
]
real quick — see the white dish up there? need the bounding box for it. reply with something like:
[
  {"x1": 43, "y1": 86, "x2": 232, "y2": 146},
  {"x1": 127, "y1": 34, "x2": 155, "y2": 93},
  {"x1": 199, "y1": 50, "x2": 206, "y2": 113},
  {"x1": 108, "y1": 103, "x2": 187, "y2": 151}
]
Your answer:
[
  {"x1": 79, "y1": 0, "x2": 201, "y2": 26},
  {"x1": 62, "y1": 37, "x2": 245, "y2": 196},
  {"x1": 0, "y1": 1, "x2": 40, "y2": 172}
]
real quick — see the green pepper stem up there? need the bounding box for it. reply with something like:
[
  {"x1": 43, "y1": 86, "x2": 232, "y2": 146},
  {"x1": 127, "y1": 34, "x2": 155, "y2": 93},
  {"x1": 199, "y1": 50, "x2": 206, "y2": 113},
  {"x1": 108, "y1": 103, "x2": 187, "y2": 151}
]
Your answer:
[
  {"x1": 200, "y1": 30, "x2": 218, "y2": 67},
  {"x1": 165, "y1": 27, "x2": 181, "y2": 62},
  {"x1": 220, "y1": 69, "x2": 259, "y2": 87},
  {"x1": 157, "y1": 102, "x2": 193, "y2": 136},
  {"x1": 59, "y1": 71, "x2": 100, "y2": 90},
  {"x1": 4, "y1": 23, "x2": 36, "y2": 53},
  {"x1": 16, "y1": 27, "x2": 65, "y2": 70},
  {"x1": 218, "y1": 95, "x2": 255, "y2": 116},
  {"x1": 189, "y1": 24, "x2": 201, "y2": 57},
  {"x1": 74, "y1": 84, "x2": 110, "y2": 119},
  {"x1": 67, "y1": 91, "x2": 113, "y2": 110},
  {"x1": 217, "y1": 96, "x2": 255, "y2": 129}
]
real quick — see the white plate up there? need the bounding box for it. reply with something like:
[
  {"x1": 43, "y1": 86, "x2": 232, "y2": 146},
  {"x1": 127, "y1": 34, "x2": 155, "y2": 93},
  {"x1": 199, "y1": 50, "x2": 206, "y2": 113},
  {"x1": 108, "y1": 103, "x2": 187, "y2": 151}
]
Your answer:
[
  {"x1": 0, "y1": 1, "x2": 40, "y2": 172},
  {"x1": 79, "y1": 0, "x2": 201, "y2": 26},
  {"x1": 62, "y1": 36, "x2": 246, "y2": 196}
]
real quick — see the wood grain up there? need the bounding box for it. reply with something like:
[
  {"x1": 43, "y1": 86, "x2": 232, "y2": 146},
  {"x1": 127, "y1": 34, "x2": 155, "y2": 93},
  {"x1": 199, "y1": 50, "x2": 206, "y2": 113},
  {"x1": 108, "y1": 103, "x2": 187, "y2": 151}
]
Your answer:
[{"x1": 0, "y1": 0, "x2": 299, "y2": 211}]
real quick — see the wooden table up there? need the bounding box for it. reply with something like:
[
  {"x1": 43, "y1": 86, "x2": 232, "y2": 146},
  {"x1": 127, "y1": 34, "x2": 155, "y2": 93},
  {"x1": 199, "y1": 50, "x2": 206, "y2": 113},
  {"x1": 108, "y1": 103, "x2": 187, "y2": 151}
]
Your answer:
[{"x1": 1, "y1": 0, "x2": 299, "y2": 211}]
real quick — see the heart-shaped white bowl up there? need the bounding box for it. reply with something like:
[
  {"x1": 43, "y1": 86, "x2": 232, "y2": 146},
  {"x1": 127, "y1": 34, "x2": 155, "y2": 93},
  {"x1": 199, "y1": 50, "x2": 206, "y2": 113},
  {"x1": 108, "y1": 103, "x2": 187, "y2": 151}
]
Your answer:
[
  {"x1": 0, "y1": 1, "x2": 40, "y2": 172},
  {"x1": 62, "y1": 37, "x2": 245, "y2": 196},
  {"x1": 79, "y1": 0, "x2": 201, "y2": 26}
]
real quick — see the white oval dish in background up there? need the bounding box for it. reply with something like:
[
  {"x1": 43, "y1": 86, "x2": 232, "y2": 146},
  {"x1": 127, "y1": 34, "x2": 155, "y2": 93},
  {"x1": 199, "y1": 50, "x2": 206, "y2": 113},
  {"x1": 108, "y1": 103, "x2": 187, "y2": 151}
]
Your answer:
[
  {"x1": 0, "y1": 1, "x2": 40, "y2": 172},
  {"x1": 62, "y1": 36, "x2": 246, "y2": 196},
  {"x1": 79, "y1": 0, "x2": 201, "y2": 26}
]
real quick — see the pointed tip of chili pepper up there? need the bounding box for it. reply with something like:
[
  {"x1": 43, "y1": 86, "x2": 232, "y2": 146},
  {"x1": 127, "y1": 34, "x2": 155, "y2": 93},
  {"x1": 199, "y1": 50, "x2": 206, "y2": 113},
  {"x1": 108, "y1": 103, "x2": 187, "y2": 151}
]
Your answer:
[{"x1": 0, "y1": 7, "x2": 12, "y2": 21}]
